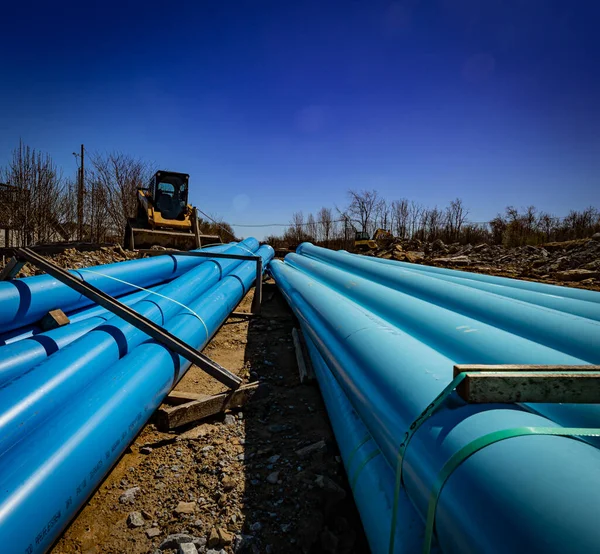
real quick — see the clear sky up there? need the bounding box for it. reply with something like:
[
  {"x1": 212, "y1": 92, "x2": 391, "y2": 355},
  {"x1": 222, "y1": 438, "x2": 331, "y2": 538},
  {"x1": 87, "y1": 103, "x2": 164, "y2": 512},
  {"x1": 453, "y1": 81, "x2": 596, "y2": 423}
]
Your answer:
[{"x1": 1, "y1": 0, "x2": 599, "y2": 239}]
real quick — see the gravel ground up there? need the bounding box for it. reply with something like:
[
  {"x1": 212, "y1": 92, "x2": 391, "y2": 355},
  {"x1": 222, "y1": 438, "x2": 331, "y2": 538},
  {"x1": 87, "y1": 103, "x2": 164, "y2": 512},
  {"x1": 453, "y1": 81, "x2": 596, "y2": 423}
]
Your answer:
[{"x1": 50, "y1": 282, "x2": 368, "y2": 554}]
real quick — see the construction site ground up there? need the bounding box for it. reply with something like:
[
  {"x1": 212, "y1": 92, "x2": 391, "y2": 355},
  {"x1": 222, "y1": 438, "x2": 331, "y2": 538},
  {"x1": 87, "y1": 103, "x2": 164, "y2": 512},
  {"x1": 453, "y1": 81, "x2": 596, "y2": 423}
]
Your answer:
[{"x1": 51, "y1": 280, "x2": 368, "y2": 554}]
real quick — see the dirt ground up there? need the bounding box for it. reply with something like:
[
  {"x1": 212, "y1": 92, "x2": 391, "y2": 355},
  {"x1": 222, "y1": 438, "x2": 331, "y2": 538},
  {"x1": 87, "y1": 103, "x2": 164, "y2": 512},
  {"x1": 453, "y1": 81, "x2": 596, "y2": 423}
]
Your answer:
[{"x1": 51, "y1": 280, "x2": 368, "y2": 554}]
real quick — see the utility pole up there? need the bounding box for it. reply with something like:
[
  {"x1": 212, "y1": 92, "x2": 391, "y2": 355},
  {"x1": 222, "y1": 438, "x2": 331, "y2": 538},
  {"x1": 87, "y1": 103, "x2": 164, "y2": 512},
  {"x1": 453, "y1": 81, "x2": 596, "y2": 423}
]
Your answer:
[{"x1": 77, "y1": 144, "x2": 84, "y2": 241}]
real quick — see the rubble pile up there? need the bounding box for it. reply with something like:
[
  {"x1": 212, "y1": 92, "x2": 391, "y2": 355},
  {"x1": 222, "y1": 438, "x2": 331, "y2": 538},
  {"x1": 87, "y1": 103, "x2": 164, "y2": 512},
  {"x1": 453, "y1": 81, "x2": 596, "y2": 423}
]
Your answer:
[
  {"x1": 366, "y1": 233, "x2": 600, "y2": 288},
  {"x1": 1, "y1": 245, "x2": 138, "y2": 278}
]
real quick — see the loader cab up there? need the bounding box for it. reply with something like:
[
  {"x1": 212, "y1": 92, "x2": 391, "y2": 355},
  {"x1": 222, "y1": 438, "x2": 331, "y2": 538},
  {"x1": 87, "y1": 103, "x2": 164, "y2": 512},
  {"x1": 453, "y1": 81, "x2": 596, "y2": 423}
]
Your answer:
[{"x1": 150, "y1": 171, "x2": 190, "y2": 220}]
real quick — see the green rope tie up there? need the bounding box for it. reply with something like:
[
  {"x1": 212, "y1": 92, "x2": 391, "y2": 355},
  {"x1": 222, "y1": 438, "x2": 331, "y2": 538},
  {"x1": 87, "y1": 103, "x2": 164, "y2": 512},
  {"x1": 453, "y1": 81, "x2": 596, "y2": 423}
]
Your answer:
[
  {"x1": 421, "y1": 426, "x2": 600, "y2": 554},
  {"x1": 387, "y1": 370, "x2": 600, "y2": 554}
]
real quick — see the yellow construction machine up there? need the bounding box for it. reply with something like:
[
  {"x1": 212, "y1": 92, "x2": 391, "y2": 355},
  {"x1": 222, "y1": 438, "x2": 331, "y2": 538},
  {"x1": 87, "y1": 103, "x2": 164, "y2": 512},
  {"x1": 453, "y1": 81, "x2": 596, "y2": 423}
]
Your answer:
[
  {"x1": 124, "y1": 170, "x2": 221, "y2": 250},
  {"x1": 354, "y1": 228, "x2": 394, "y2": 251}
]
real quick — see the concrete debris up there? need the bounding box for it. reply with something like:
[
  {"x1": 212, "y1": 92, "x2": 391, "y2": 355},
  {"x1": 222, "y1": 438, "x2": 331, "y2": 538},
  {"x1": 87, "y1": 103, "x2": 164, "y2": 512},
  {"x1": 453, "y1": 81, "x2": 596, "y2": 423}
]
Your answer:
[
  {"x1": 266, "y1": 471, "x2": 280, "y2": 484},
  {"x1": 127, "y1": 511, "x2": 145, "y2": 528},
  {"x1": 178, "y1": 543, "x2": 198, "y2": 554},
  {"x1": 207, "y1": 527, "x2": 220, "y2": 548},
  {"x1": 174, "y1": 501, "x2": 196, "y2": 515},
  {"x1": 2, "y1": 245, "x2": 138, "y2": 279},
  {"x1": 217, "y1": 527, "x2": 233, "y2": 545},
  {"x1": 295, "y1": 440, "x2": 326, "y2": 458},
  {"x1": 159, "y1": 533, "x2": 197, "y2": 550},
  {"x1": 119, "y1": 486, "x2": 141, "y2": 504},
  {"x1": 365, "y1": 237, "x2": 600, "y2": 289}
]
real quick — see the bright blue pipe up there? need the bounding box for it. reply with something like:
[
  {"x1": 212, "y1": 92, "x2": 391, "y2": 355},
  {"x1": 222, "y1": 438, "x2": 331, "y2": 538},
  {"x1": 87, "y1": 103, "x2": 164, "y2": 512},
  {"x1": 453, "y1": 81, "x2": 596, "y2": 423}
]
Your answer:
[
  {"x1": 359, "y1": 252, "x2": 600, "y2": 317},
  {"x1": 286, "y1": 249, "x2": 600, "y2": 442},
  {"x1": 0, "y1": 240, "x2": 259, "y2": 456},
  {"x1": 297, "y1": 245, "x2": 600, "y2": 434},
  {"x1": 0, "y1": 245, "x2": 232, "y2": 334},
  {"x1": 270, "y1": 258, "x2": 600, "y2": 554},
  {"x1": 294, "y1": 244, "x2": 600, "y2": 362},
  {"x1": 303, "y1": 330, "x2": 436, "y2": 554},
  {"x1": 0, "y1": 244, "x2": 230, "y2": 345},
  {"x1": 0, "y1": 285, "x2": 161, "y2": 386},
  {"x1": 0, "y1": 244, "x2": 273, "y2": 554}
]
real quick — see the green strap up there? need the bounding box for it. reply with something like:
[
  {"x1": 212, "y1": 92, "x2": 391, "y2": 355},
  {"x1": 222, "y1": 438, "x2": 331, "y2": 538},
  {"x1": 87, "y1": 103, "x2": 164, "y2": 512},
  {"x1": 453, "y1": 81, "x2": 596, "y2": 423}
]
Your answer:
[
  {"x1": 350, "y1": 448, "x2": 381, "y2": 491},
  {"x1": 346, "y1": 433, "x2": 372, "y2": 471},
  {"x1": 389, "y1": 372, "x2": 467, "y2": 554},
  {"x1": 421, "y1": 426, "x2": 600, "y2": 554}
]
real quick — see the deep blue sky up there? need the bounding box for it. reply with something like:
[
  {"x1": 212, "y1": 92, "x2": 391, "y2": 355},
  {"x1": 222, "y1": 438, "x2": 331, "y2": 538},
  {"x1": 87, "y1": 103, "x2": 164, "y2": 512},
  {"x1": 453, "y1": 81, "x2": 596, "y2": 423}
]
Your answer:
[{"x1": 1, "y1": 1, "x2": 599, "y2": 238}]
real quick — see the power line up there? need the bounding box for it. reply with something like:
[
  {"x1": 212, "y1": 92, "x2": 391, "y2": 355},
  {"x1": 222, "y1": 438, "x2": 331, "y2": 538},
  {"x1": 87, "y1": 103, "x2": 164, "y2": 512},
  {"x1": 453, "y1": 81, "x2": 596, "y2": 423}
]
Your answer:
[{"x1": 196, "y1": 208, "x2": 349, "y2": 228}]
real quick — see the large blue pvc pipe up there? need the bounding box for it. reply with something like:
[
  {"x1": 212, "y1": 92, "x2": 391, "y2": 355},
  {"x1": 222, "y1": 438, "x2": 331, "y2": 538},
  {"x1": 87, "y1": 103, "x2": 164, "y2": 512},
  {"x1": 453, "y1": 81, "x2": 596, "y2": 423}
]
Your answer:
[
  {"x1": 0, "y1": 244, "x2": 230, "y2": 346},
  {"x1": 0, "y1": 240, "x2": 259, "y2": 456},
  {"x1": 0, "y1": 244, "x2": 274, "y2": 554},
  {"x1": 0, "y1": 246, "x2": 232, "y2": 334},
  {"x1": 360, "y1": 251, "x2": 600, "y2": 313},
  {"x1": 286, "y1": 249, "x2": 600, "y2": 442},
  {"x1": 293, "y1": 244, "x2": 600, "y2": 362},
  {"x1": 303, "y1": 330, "x2": 437, "y2": 554},
  {"x1": 0, "y1": 285, "x2": 160, "y2": 385},
  {"x1": 270, "y1": 258, "x2": 600, "y2": 554}
]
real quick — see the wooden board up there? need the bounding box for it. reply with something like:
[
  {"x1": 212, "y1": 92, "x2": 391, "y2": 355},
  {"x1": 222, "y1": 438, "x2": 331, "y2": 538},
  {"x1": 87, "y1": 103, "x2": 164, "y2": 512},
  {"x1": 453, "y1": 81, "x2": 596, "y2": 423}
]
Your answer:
[
  {"x1": 454, "y1": 366, "x2": 600, "y2": 404},
  {"x1": 155, "y1": 382, "x2": 259, "y2": 430},
  {"x1": 293, "y1": 327, "x2": 315, "y2": 384}
]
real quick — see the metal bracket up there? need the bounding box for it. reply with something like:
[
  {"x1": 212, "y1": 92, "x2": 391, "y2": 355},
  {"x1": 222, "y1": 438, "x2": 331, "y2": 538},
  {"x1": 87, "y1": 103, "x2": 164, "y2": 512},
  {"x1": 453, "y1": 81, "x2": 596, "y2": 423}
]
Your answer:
[
  {"x1": 6, "y1": 248, "x2": 243, "y2": 390},
  {"x1": 137, "y1": 249, "x2": 263, "y2": 316},
  {"x1": 454, "y1": 364, "x2": 600, "y2": 404},
  {"x1": 0, "y1": 256, "x2": 26, "y2": 280}
]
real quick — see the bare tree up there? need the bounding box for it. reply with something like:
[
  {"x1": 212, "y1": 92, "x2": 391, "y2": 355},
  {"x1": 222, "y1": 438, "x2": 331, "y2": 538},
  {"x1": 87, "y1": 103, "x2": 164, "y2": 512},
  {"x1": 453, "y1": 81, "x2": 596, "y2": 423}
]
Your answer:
[
  {"x1": 1, "y1": 140, "x2": 65, "y2": 246},
  {"x1": 408, "y1": 201, "x2": 423, "y2": 238},
  {"x1": 306, "y1": 213, "x2": 317, "y2": 241},
  {"x1": 375, "y1": 199, "x2": 391, "y2": 231},
  {"x1": 444, "y1": 198, "x2": 468, "y2": 241},
  {"x1": 423, "y1": 206, "x2": 444, "y2": 241},
  {"x1": 86, "y1": 151, "x2": 154, "y2": 241},
  {"x1": 391, "y1": 199, "x2": 409, "y2": 238},
  {"x1": 317, "y1": 206, "x2": 333, "y2": 245},
  {"x1": 347, "y1": 189, "x2": 380, "y2": 234}
]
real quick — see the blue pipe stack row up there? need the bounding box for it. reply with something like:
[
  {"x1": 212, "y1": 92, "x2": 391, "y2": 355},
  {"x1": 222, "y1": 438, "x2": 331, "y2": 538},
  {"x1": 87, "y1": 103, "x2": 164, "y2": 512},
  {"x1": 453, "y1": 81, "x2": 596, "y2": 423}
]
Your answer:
[
  {"x1": 269, "y1": 243, "x2": 600, "y2": 554},
  {"x1": 0, "y1": 240, "x2": 274, "y2": 553}
]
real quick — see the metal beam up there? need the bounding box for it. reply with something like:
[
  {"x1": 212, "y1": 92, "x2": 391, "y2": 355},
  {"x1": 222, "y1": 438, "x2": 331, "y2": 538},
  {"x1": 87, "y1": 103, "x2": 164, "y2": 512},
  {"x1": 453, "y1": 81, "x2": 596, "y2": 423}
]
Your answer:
[
  {"x1": 0, "y1": 257, "x2": 25, "y2": 280},
  {"x1": 454, "y1": 364, "x2": 600, "y2": 403}
]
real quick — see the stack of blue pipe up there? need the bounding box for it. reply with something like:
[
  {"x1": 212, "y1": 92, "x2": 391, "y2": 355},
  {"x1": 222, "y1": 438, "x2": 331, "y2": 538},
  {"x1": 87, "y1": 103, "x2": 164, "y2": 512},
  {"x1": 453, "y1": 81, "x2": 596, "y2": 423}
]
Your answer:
[
  {"x1": 269, "y1": 243, "x2": 600, "y2": 554},
  {"x1": 0, "y1": 240, "x2": 274, "y2": 553}
]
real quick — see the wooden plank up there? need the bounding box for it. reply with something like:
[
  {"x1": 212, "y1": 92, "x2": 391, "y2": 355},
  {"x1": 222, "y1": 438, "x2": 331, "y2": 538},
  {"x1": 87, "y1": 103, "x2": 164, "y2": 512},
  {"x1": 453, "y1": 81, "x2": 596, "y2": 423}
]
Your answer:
[
  {"x1": 164, "y1": 390, "x2": 210, "y2": 406},
  {"x1": 454, "y1": 364, "x2": 600, "y2": 378},
  {"x1": 292, "y1": 328, "x2": 309, "y2": 384},
  {"x1": 293, "y1": 328, "x2": 315, "y2": 384},
  {"x1": 457, "y1": 371, "x2": 600, "y2": 403},
  {"x1": 155, "y1": 382, "x2": 259, "y2": 430}
]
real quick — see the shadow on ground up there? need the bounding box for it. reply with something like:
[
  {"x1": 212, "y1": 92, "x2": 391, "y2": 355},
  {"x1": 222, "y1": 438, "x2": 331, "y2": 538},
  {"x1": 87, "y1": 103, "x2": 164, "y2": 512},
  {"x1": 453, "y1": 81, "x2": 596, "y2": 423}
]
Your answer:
[{"x1": 236, "y1": 282, "x2": 369, "y2": 553}]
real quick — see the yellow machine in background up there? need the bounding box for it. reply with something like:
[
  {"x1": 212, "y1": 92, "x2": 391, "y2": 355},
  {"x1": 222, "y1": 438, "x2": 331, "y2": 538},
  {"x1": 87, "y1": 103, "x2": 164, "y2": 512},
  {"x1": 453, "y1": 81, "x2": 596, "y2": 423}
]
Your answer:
[
  {"x1": 124, "y1": 170, "x2": 221, "y2": 250},
  {"x1": 354, "y1": 228, "x2": 394, "y2": 251}
]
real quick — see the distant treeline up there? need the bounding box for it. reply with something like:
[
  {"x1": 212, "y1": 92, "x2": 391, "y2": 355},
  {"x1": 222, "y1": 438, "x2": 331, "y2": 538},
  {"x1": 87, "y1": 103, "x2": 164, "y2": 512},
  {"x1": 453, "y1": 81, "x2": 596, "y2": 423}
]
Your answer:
[
  {"x1": 0, "y1": 141, "x2": 235, "y2": 247},
  {"x1": 266, "y1": 190, "x2": 600, "y2": 249}
]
